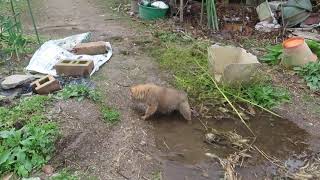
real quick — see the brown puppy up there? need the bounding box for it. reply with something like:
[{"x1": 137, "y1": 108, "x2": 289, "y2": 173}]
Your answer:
[{"x1": 130, "y1": 83, "x2": 192, "y2": 123}]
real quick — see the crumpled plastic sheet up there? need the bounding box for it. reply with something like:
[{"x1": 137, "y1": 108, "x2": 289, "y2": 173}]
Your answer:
[{"x1": 25, "y1": 32, "x2": 113, "y2": 76}]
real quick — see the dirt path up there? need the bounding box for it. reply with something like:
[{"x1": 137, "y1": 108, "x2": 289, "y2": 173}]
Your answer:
[{"x1": 24, "y1": 0, "x2": 168, "y2": 179}]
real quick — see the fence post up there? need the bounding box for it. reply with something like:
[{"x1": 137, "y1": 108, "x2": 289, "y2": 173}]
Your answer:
[{"x1": 26, "y1": 0, "x2": 41, "y2": 45}]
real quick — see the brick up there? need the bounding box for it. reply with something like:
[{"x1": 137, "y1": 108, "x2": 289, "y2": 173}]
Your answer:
[
  {"x1": 31, "y1": 75, "x2": 61, "y2": 95},
  {"x1": 55, "y1": 60, "x2": 94, "y2": 77},
  {"x1": 73, "y1": 41, "x2": 107, "y2": 55}
]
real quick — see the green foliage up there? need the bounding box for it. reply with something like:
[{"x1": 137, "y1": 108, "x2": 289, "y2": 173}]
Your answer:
[
  {"x1": 0, "y1": 13, "x2": 37, "y2": 61},
  {"x1": 56, "y1": 84, "x2": 102, "y2": 102},
  {"x1": 306, "y1": 40, "x2": 320, "y2": 58},
  {"x1": 294, "y1": 61, "x2": 320, "y2": 91},
  {"x1": 0, "y1": 123, "x2": 58, "y2": 177},
  {"x1": 259, "y1": 44, "x2": 283, "y2": 65},
  {"x1": 0, "y1": 95, "x2": 51, "y2": 130},
  {"x1": 0, "y1": 95, "x2": 58, "y2": 177},
  {"x1": 242, "y1": 84, "x2": 291, "y2": 108},
  {"x1": 101, "y1": 107, "x2": 120, "y2": 124}
]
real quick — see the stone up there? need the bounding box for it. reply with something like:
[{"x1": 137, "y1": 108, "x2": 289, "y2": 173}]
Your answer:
[{"x1": 1, "y1": 74, "x2": 35, "y2": 90}]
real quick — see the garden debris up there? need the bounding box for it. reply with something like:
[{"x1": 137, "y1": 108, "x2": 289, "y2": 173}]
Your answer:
[
  {"x1": 282, "y1": 0, "x2": 313, "y2": 28},
  {"x1": 301, "y1": 13, "x2": 320, "y2": 27},
  {"x1": 56, "y1": 76, "x2": 95, "y2": 88},
  {"x1": 256, "y1": 1, "x2": 274, "y2": 22},
  {"x1": 73, "y1": 41, "x2": 107, "y2": 55},
  {"x1": 255, "y1": 0, "x2": 318, "y2": 31},
  {"x1": 255, "y1": 1, "x2": 281, "y2": 32},
  {"x1": 208, "y1": 44, "x2": 261, "y2": 85},
  {"x1": 281, "y1": 37, "x2": 318, "y2": 68},
  {"x1": 25, "y1": 32, "x2": 113, "y2": 76},
  {"x1": 31, "y1": 75, "x2": 61, "y2": 95},
  {"x1": 206, "y1": 150, "x2": 251, "y2": 180},
  {"x1": 151, "y1": 1, "x2": 169, "y2": 9},
  {"x1": 291, "y1": 30, "x2": 320, "y2": 41},
  {"x1": 0, "y1": 74, "x2": 35, "y2": 90},
  {"x1": 205, "y1": 129, "x2": 250, "y2": 150},
  {"x1": 255, "y1": 20, "x2": 281, "y2": 32},
  {"x1": 256, "y1": 146, "x2": 320, "y2": 180}
]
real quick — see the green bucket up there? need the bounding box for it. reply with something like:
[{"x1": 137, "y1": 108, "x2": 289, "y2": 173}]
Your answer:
[{"x1": 138, "y1": 4, "x2": 168, "y2": 20}]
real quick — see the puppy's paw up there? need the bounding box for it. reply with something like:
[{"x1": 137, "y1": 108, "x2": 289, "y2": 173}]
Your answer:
[{"x1": 141, "y1": 115, "x2": 147, "y2": 120}]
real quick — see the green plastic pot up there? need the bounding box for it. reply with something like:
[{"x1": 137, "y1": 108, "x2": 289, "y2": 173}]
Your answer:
[{"x1": 138, "y1": 3, "x2": 168, "y2": 20}]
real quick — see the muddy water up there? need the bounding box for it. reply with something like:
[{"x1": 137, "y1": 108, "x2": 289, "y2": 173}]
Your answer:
[{"x1": 152, "y1": 111, "x2": 311, "y2": 179}]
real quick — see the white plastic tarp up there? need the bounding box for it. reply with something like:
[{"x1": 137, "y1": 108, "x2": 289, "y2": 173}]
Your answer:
[{"x1": 25, "y1": 32, "x2": 112, "y2": 76}]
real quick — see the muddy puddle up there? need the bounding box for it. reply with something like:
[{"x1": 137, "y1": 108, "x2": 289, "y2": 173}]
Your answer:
[{"x1": 151, "y1": 111, "x2": 315, "y2": 179}]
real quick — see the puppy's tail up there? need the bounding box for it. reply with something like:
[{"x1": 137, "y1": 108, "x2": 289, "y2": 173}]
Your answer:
[{"x1": 179, "y1": 101, "x2": 192, "y2": 122}]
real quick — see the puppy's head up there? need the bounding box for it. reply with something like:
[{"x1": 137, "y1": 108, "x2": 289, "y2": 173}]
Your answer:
[
  {"x1": 130, "y1": 85, "x2": 141, "y2": 100},
  {"x1": 130, "y1": 84, "x2": 151, "y2": 101}
]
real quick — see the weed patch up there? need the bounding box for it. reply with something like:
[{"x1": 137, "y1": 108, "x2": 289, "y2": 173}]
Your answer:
[
  {"x1": 241, "y1": 84, "x2": 291, "y2": 108},
  {"x1": 101, "y1": 107, "x2": 120, "y2": 124},
  {"x1": 294, "y1": 61, "x2": 320, "y2": 91},
  {"x1": 56, "y1": 84, "x2": 121, "y2": 124},
  {"x1": 259, "y1": 44, "x2": 283, "y2": 65},
  {"x1": 56, "y1": 84, "x2": 102, "y2": 102},
  {"x1": 0, "y1": 96, "x2": 58, "y2": 177}
]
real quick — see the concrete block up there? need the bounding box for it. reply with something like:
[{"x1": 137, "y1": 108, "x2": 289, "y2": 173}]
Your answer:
[
  {"x1": 73, "y1": 41, "x2": 107, "y2": 55},
  {"x1": 55, "y1": 60, "x2": 94, "y2": 76},
  {"x1": 31, "y1": 75, "x2": 61, "y2": 95}
]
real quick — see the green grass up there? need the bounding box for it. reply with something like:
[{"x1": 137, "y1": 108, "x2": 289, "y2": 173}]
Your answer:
[
  {"x1": 0, "y1": 96, "x2": 58, "y2": 177},
  {"x1": 294, "y1": 61, "x2": 320, "y2": 91},
  {"x1": 101, "y1": 107, "x2": 120, "y2": 124},
  {"x1": 150, "y1": 30, "x2": 291, "y2": 109},
  {"x1": 56, "y1": 84, "x2": 102, "y2": 102}
]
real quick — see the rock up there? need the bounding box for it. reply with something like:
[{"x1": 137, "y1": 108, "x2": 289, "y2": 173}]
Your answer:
[
  {"x1": 0, "y1": 88, "x2": 23, "y2": 102},
  {"x1": 42, "y1": 165, "x2": 54, "y2": 175},
  {"x1": 1, "y1": 75, "x2": 35, "y2": 90}
]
